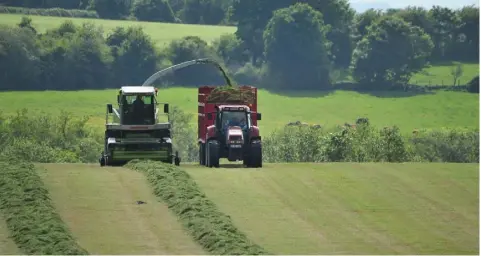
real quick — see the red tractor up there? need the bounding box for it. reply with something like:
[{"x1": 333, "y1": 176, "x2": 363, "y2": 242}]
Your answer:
[{"x1": 198, "y1": 85, "x2": 262, "y2": 168}]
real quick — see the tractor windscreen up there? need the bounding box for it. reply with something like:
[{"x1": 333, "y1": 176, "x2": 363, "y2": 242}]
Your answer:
[
  {"x1": 122, "y1": 94, "x2": 155, "y2": 125},
  {"x1": 221, "y1": 111, "x2": 250, "y2": 130}
]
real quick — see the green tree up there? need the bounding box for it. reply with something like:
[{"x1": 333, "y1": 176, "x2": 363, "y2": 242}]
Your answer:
[
  {"x1": 351, "y1": 15, "x2": 434, "y2": 86},
  {"x1": 0, "y1": 25, "x2": 40, "y2": 90},
  {"x1": 263, "y1": 3, "x2": 332, "y2": 90},
  {"x1": 211, "y1": 33, "x2": 249, "y2": 67},
  {"x1": 352, "y1": 8, "x2": 383, "y2": 42},
  {"x1": 132, "y1": 0, "x2": 176, "y2": 22},
  {"x1": 455, "y1": 5, "x2": 479, "y2": 61},
  {"x1": 428, "y1": 6, "x2": 462, "y2": 61},
  {"x1": 106, "y1": 26, "x2": 159, "y2": 86},
  {"x1": 87, "y1": 0, "x2": 132, "y2": 19}
]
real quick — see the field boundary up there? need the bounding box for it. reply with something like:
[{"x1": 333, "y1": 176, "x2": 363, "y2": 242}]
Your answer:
[
  {"x1": 0, "y1": 158, "x2": 88, "y2": 255},
  {"x1": 126, "y1": 160, "x2": 269, "y2": 255}
]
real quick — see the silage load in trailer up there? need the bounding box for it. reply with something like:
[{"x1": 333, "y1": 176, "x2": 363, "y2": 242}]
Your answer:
[{"x1": 206, "y1": 86, "x2": 257, "y2": 105}]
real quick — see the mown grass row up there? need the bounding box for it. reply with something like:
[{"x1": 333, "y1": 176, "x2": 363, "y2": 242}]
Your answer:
[
  {"x1": 126, "y1": 160, "x2": 269, "y2": 255},
  {"x1": 0, "y1": 157, "x2": 88, "y2": 255}
]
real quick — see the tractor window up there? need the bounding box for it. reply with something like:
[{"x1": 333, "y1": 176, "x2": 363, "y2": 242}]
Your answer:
[{"x1": 221, "y1": 111, "x2": 249, "y2": 130}]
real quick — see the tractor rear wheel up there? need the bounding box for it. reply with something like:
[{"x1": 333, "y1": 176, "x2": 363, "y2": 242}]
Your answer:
[{"x1": 206, "y1": 140, "x2": 219, "y2": 168}]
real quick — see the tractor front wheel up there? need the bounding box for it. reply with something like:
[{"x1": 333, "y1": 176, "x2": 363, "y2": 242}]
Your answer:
[
  {"x1": 206, "y1": 140, "x2": 219, "y2": 168},
  {"x1": 245, "y1": 142, "x2": 262, "y2": 168}
]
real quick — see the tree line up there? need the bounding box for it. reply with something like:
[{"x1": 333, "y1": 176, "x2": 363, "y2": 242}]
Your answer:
[{"x1": 0, "y1": 1, "x2": 479, "y2": 91}]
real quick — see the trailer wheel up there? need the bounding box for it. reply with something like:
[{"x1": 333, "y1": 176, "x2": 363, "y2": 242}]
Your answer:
[
  {"x1": 207, "y1": 140, "x2": 219, "y2": 168},
  {"x1": 199, "y1": 143, "x2": 205, "y2": 166}
]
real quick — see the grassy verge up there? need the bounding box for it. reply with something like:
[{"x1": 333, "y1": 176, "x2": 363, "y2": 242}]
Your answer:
[
  {"x1": 126, "y1": 160, "x2": 269, "y2": 255},
  {"x1": 0, "y1": 158, "x2": 88, "y2": 255}
]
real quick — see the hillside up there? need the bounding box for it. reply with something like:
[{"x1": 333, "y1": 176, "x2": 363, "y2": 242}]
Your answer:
[
  {"x1": 0, "y1": 14, "x2": 236, "y2": 48},
  {"x1": 185, "y1": 163, "x2": 479, "y2": 254},
  {"x1": 36, "y1": 163, "x2": 205, "y2": 255},
  {"x1": 0, "y1": 88, "x2": 477, "y2": 134}
]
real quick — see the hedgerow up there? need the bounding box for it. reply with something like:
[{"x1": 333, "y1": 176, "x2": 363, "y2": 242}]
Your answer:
[
  {"x1": 125, "y1": 160, "x2": 269, "y2": 255},
  {"x1": 0, "y1": 109, "x2": 101, "y2": 163},
  {"x1": 0, "y1": 6, "x2": 99, "y2": 18},
  {"x1": 262, "y1": 123, "x2": 479, "y2": 163},
  {"x1": 0, "y1": 157, "x2": 88, "y2": 254}
]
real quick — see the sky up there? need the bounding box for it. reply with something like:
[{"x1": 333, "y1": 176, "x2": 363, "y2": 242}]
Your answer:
[{"x1": 349, "y1": 0, "x2": 479, "y2": 12}]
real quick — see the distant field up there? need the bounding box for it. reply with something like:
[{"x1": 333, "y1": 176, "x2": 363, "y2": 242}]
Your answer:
[
  {"x1": 37, "y1": 163, "x2": 205, "y2": 255},
  {"x1": 185, "y1": 162, "x2": 479, "y2": 254},
  {"x1": 0, "y1": 14, "x2": 236, "y2": 48},
  {"x1": 410, "y1": 62, "x2": 480, "y2": 86},
  {"x1": 0, "y1": 88, "x2": 477, "y2": 134}
]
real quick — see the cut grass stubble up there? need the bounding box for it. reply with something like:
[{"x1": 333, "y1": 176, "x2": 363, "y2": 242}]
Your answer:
[
  {"x1": 0, "y1": 159, "x2": 88, "y2": 255},
  {"x1": 126, "y1": 160, "x2": 269, "y2": 255}
]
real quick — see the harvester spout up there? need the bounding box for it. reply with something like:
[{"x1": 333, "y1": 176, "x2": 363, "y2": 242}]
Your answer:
[{"x1": 141, "y1": 58, "x2": 233, "y2": 87}]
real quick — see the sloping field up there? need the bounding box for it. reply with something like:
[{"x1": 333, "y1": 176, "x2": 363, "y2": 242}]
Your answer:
[
  {"x1": 0, "y1": 219, "x2": 19, "y2": 254},
  {"x1": 0, "y1": 14, "x2": 236, "y2": 48},
  {"x1": 185, "y1": 163, "x2": 479, "y2": 254},
  {"x1": 37, "y1": 163, "x2": 204, "y2": 255}
]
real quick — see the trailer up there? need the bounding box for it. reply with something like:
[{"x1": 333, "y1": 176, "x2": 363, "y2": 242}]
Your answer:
[{"x1": 198, "y1": 85, "x2": 262, "y2": 168}]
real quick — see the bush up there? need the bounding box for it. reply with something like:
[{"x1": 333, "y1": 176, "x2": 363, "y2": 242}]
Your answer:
[
  {"x1": 168, "y1": 106, "x2": 198, "y2": 162},
  {"x1": 0, "y1": 109, "x2": 102, "y2": 163},
  {"x1": 0, "y1": 6, "x2": 99, "y2": 18},
  {"x1": 263, "y1": 124, "x2": 478, "y2": 163},
  {"x1": 232, "y1": 62, "x2": 265, "y2": 86},
  {"x1": 0, "y1": 158, "x2": 89, "y2": 254}
]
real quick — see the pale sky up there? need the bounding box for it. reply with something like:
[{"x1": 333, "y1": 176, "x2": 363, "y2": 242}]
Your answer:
[{"x1": 349, "y1": 0, "x2": 479, "y2": 11}]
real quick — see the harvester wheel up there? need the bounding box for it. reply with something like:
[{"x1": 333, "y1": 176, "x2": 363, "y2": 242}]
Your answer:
[
  {"x1": 206, "y1": 140, "x2": 219, "y2": 168},
  {"x1": 199, "y1": 143, "x2": 205, "y2": 166},
  {"x1": 174, "y1": 151, "x2": 181, "y2": 166}
]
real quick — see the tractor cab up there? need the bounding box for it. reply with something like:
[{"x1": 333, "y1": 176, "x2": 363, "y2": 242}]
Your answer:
[
  {"x1": 112, "y1": 86, "x2": 169, "y2": 125},
  {"x1": 208, "y1": 105, "x2": 261, "y2": 146}
]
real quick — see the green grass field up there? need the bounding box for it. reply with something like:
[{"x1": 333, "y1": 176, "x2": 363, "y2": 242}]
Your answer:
[
  {"x1": 7, "y1": 162, "x2": 476, "y2": 254},
  {"x1": 36, "y1": 163, "x2": 205, "y2": 255},
  {"x1": 0, "y1": 14, "x2": 236, "y2": 48},
  {"x1": 0, "y1": 88, "x2": 477, "y2": 134},
  {"x1": 185, "y1": 162, "x2": 479, "y2": 254},
  {"x1": 410, "y1": 62, "x2": 480, "y2": 86}
]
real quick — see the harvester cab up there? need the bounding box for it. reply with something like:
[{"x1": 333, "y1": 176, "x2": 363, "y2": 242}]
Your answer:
[
  {"x1": 198, "y1": 86, "x2": 263, "y2": 168},
  {"x1": 99, "y1": 86, "x2": 180, "y2": 167}
]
